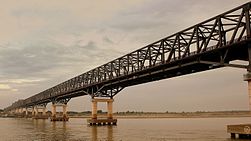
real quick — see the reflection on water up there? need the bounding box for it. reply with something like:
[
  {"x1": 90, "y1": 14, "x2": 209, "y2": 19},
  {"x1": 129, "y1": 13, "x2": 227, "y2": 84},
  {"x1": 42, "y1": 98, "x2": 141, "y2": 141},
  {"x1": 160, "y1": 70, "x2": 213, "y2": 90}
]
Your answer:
[
  {"x1": 51, "y1": 121, "x2": 68, "y2": 141},
  {"x1": 90, "y1": 125, "x2": 114, "y2": 141},
  {"x1": 0, "y1": 117, "x2": 251, "y2": 141}
]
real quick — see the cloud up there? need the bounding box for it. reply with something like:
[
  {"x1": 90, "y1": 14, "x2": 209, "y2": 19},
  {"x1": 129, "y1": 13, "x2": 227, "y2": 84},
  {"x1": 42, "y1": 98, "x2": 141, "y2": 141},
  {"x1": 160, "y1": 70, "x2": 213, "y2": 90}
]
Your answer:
[
  {"x1": 80, "y1": 41, "x2": 97, "y2": 49},
  {"x1": 7, "y1": 79, "x2": 45, "y2": 84},
  {"x1": 103, "y1": 36, "x2": 114, "y2": 44},
  {"x1": 11, "y1": 89, "x2": 18, "y2": 92},
  {"x1": 0, "y1": 84, "x2": 11, "y2": 90},
  {"x1": 0, "y1": 0, "x2": 250, "y2": 112},
  {"x1": 0, "y1": 84, "x2": 18, "y2": 92}
]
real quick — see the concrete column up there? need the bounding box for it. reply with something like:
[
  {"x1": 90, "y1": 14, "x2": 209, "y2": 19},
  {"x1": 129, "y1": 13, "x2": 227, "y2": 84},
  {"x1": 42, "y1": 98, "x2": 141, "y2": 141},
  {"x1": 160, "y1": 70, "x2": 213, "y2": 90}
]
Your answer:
[
  {"x1": 32, "y1": 107, "x2": 35, "y2": 116},
  {"x1": 107, "y1": 100, "x2": 113, "y2": 119},
  {"x1": 35, "y1": 106, "x2": 38, "y2": 116},
  {"x1": 42, "y1": 107, "x2": 46, "y2": 116},
  {"x1": 92, "y1": 100, "x2": 97, "y2": 119},
  {"x1": 63, "y1": 104, "x2": 67, "y2": 117},
  {"x1": 20, "y1": 108, "x2": 23, "y2": 114},
  {"x1": 248, "y1": 81, "x2": 251, "y2": 111},
  {"x1": 51, "y1": 104, "x2": 56, "y2": 117},
  {"x1": 244, "y1": 72, "x2": 251, "y2": 112},
  {"x1": 25, "y1": 108, "x2": 28, "y2": 116}
]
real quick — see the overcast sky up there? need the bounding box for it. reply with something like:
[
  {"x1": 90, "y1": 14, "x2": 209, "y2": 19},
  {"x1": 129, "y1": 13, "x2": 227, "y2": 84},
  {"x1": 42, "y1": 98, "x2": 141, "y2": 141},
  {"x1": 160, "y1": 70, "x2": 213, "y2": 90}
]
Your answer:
[{"x1": 0, "y1": 0, "x2": 250, "y2": 112}]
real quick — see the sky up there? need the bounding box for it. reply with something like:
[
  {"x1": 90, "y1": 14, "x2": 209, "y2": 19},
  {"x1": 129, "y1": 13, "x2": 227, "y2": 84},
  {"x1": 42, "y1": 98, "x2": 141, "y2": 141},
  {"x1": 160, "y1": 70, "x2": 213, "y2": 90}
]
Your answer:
[{"x1": 0, "y1": 0, "x2": 250, "y2": 112}]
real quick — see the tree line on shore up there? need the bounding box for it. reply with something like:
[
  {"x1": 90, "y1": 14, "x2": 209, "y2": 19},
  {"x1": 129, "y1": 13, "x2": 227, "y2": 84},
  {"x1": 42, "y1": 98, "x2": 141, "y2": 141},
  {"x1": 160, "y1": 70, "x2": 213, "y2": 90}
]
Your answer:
[{"x1": 0, "y1": 109, "x2": 248, "y2": 115}]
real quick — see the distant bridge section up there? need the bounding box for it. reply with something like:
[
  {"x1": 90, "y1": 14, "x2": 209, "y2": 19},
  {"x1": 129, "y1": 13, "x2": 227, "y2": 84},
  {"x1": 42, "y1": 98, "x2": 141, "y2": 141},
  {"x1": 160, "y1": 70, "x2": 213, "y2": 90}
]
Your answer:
[{"x1": 4, "y1": 2, "x2": 251, "y2": 112}]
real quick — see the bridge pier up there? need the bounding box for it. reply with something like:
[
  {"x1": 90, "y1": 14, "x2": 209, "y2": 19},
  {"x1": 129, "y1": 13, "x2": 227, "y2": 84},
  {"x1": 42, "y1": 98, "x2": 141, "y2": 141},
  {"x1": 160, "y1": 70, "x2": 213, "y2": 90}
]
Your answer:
[
  {"x1": 10, "y1": 109, "x2": 14, "y2": 114},
  {"x1": 92, "y1": 100, "x2": 97, "y2": 119},
  {"x1": 24, "y1": 107, "x2": 33, "y2": 118},
  {"x1": 15, "y1": 108, "x2": 25, "y2": 118},
  {"x1": 228, "y1": 72, "x2": 251, "y2": 138},
  {"x1": 88, "y1": 98, "x2": 117, "y2": 126},
  {"x1": 15, "y1": 109, "x2": 18, "y2": 115},
  {"x1": 25, "y1": 108, "x2": 28, "y2": 116},
  {"x1": 248, "y1": 79, "x2": 251, "y2": 111},
  {"x1": 6, "y1": 109, "x2": 15, "y2": 117},
  {"x1": 32, "y1": 104, "x2": 48, "y2": 119},
  {"x1": 244, "y1": 72, "x2": 251, "y2": 111},
  {"x1": 32, "y1": 106, "x2": 35, "y2": 117},
  {"x1": 50, "y1": 101, "x2": 69, "y2": 122},
  {"x1": 19, "y1": 108, "x2": 23, "y2": 114}
]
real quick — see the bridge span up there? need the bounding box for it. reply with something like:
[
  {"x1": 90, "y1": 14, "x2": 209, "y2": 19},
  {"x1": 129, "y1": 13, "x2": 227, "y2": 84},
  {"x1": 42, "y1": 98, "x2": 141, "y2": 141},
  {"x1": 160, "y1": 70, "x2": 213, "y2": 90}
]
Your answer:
[{"x1": 4, "y1": 2, "x2": 251, "y2": 124}]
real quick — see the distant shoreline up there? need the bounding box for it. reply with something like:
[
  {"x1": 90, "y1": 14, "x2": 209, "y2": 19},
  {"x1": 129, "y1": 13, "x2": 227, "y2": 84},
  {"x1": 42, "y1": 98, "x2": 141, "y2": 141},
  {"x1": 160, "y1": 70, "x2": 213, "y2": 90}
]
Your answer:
[
  {"x1": 68, "y1": 111, "x2": 251, "y2": 119},
  {"x1": 1, "y1": 111, "x2": 250, "y2": 119}
]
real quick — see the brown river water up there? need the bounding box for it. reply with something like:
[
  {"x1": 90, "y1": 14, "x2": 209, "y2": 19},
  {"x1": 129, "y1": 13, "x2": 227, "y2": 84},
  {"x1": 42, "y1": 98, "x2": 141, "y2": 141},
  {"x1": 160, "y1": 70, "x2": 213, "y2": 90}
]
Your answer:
[{"x1": 0, "y1": 117, "x2": 250, "y2": 141}]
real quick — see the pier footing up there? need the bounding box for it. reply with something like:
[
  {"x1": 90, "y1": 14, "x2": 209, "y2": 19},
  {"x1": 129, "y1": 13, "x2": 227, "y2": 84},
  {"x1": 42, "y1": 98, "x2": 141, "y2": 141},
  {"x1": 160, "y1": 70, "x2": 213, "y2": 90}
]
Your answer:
[
  {"x1": 227, "y1": 124, "x2": 251, "y2": 139},
  {"x1": 50, "y1": 116, "x2": 69, "y2": 121},
  {"x1": 32, "y1": 115, "x2": 49, "y2": 119},
  {"x1": 87, "y1": 118, "x2": 117, "y2": 126}
]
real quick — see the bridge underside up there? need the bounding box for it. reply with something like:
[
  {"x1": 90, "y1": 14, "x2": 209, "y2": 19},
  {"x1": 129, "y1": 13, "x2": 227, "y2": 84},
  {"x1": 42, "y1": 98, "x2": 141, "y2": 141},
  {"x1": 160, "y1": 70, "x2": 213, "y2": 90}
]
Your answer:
[
  {"x1": 12, "y1": 39, "x2": 251, "y2": 107},
  {"x1": 60, "y1": 39, "x2": 250, "y2": 99}
]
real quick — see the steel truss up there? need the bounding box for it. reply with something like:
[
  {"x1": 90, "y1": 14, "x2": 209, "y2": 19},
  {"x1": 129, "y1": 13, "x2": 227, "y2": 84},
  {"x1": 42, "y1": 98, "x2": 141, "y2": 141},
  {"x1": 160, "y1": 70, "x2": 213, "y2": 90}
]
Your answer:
[{"x1": 4, "y1": 2, "x2": 251, "y2": 111}]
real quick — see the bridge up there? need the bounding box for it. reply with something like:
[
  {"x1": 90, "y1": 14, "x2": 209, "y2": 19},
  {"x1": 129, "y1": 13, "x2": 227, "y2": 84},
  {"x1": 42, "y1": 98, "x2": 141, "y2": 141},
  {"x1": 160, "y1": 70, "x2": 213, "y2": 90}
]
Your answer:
[{"x1": 4, "y1": 2, "x2": 251, "y2": 124}]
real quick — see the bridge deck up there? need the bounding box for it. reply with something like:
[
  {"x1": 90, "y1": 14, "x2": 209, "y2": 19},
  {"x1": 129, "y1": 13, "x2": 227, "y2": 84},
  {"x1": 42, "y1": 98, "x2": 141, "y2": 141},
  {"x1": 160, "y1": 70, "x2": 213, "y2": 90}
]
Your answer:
[{"x1": 4, "y1": 2, "x2": 251, "y2": 111}]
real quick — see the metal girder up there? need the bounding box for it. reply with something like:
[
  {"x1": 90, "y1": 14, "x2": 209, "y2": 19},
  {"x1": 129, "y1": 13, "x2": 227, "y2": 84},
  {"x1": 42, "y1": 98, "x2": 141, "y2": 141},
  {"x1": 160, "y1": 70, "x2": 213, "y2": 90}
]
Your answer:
[
  {"x1": 199, "y1": 60, "x2": 248, "y2": 69},
  {"x1": 80, "y1": 85, "x2": 124, "y2": 98},
  {"x1": 52, "y1": 98, "x2": 71, "y2": 105},
  {"x1": 5, "y1": 2, "x2": 251, "y2": 111}
]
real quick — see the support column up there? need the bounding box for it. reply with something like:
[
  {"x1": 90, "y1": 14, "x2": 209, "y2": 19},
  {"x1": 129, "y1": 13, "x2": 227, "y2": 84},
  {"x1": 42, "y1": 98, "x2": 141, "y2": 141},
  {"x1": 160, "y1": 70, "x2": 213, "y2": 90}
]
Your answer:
[
  {"x1": 107, "y1": 100, "x2": 113, "y2": 119},
  {"x1": 25, "y1": 108, "x2": 28, "y2": 116},
  {"x1": 50, "y1": 100, "x2": 69, "y2": 122},
  {"x1": 32, "y1": 104, "x2": 48, "y2": 119},
  {"x1": 35, "y1": 106, "x2": 38, "y2": 116},
  {"x1": 88, "y1": 98, "x2": 117, "y2": 126},
  {"x1": 248, "y1": 81, "x2": 251, "y2": 111},
  {"x1": 63, "y1": 104, "x2": 67, "y2": 117},
  {"x1": 20, "y1": 108, "x2": 23, "y2": 114},
  {"x1": 51, "y1": 104, "x2": 56, "y2": 117},
  {"x1": 32, "y1": 106, "x2": 35, "y2": 116},
  {"x1": 42, "y1": 107, "x2": 46, "y2": 116},
  {"x1": 92, "y1": 100, "x2": 97, "y2": 119},
  {"x1": 244, "y1": 72, "x2": 251, "y2": 111}
]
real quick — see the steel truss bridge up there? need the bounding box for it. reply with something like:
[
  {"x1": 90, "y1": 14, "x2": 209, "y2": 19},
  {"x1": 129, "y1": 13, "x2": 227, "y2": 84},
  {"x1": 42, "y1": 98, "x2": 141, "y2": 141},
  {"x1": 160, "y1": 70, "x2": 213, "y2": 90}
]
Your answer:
[{"x1": 5, "y1": 2, "x2": 251, "y2": 111}]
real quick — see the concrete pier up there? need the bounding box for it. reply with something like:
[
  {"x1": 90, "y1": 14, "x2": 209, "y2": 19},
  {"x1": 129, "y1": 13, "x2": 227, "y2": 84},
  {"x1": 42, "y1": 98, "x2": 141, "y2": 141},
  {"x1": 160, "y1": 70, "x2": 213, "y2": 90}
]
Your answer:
[
  {"x1": 50, "y1": 103, "x2": 69, "y2": 121},
  {"x1": 88, "y1": 98, "x2": 117, "y2": 126},
  {"x1": 227, "y1": 73, "x2": 251, "y2": 139},
  {"x1": 244, "y1": 72, "x2": 251, "y2": 110},
  {"x1": 24, "y1": 107, "x2": 32, "y2": 118},
  {"x1": 32, "y1": 105, "x2": 49, "y2": 119},
  {"x1": 13, "y1": 108, "x2": 25, "y2": 118}
]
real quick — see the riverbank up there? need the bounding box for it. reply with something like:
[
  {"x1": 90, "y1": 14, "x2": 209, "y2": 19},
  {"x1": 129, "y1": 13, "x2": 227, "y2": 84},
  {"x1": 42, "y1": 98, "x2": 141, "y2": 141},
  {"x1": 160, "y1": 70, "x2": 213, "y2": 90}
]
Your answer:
[{"x1": 68, "y1": 111, "x2": 251, "y2": 119}]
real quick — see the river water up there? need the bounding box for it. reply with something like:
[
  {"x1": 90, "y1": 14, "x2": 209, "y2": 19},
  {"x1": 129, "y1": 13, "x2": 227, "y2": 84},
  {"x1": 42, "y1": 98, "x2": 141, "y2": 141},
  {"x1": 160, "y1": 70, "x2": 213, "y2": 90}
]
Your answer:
[{"x1": 0, "y1": 117, "x2": 250, "y2": 141}]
